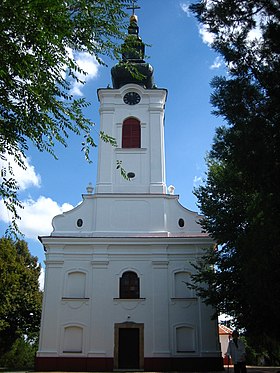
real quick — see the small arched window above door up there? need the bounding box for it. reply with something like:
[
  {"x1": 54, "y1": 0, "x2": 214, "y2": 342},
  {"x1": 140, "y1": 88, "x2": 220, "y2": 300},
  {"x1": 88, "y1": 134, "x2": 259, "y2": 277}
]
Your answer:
[
  {"x1": 122, "y1": 118, "x2": 141, "y2": 148},
  {"x1": 120, "y1": 271, "x2": 140, "y2": 299}
]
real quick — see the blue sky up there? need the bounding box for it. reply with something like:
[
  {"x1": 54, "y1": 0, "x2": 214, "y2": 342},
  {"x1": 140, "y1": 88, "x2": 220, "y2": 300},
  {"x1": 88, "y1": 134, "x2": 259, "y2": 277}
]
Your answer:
[{"x1": 0, "y1": 0, "x2": 226, "y2": 281}]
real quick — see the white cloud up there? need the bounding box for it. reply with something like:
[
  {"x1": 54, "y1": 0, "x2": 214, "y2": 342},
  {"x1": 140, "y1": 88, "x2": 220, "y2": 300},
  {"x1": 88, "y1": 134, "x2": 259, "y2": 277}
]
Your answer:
[
  {"x1": 0, "y1": 195, "x2": 73, "y2": 239},
  {"x1": 21, "y1": 197, "x2": 72, "y2": 238},
  {"x1": 39, "y1": 267, "x2": 45, "y2": 291},
  {"x1": 193, "y1": 175, "x2": 203, "y2": 187},
  {"x1": 198, "y1": 24, "x2": 214, "y2": 46},
  {"x1": 219, "y1": 313, "x2": 233, "y2": 323},
  {"x1": 70, "y1": 81, "x2": 85, "y2": 97},
  {"x1": 247, "y1": 19, "x2": 262, "y2": 41},
  {"x1": 0, "y1": 153, "x2": 74, "y2": 238},
  {"x1": 60, "y1": 48, "x2": 99, "y2": 96},
  {"x1": 180, "y1": 2, "x2": 191, "y2": 17},
  {"x1": 197, "y1": 4, "x2": 263, "y2": 47},
  {"x1": 77, "y1": 52, "x2": 99, "y2": 77},
  {"x1": 0, "y1": 153, "x2": 41, "y2": 191},
  {"x1": 210, "y1": 56, "x2": 223, "y2": 70},
  {"x1": 70, "y1": 52, "x2": 99, "y2": 96}
]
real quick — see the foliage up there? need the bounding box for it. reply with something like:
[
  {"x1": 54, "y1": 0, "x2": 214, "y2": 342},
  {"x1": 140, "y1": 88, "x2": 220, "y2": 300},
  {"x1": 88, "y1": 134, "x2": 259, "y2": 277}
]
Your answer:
[
  {"x1": 0, "y1": 0, "x2": 134, "y2": 235},
  {"x1": 0, "y1": 238, "x2": 42, "y2": 356},
  {"x1": 190, "y1": 0, "x2": 280, "y2": 358},
  {"x1": 0, "y1": 337, "x2": 38, "y2": 370}
]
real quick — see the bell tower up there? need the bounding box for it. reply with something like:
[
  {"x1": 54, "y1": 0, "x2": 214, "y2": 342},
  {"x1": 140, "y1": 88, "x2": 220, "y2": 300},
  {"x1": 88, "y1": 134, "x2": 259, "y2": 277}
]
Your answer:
[{"x1": 95, "y1": 14, "x2": 167, "y2": 194}]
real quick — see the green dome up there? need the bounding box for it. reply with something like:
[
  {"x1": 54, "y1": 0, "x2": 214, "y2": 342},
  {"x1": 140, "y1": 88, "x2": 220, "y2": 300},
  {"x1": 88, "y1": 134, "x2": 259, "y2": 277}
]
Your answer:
[{"x1": 111, "y1": 15, "x2": 154, "y2": 89}]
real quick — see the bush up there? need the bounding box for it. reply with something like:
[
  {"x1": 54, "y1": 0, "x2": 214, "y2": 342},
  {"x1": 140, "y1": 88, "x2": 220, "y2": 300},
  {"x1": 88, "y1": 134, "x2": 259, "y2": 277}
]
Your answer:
[{"x1": 0, "y1": 337, "x2": 37, "y2": 370}]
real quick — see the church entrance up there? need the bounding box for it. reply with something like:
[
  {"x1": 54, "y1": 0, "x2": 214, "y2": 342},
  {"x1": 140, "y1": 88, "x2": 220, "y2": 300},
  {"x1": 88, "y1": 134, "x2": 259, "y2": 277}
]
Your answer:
[
  {"x1": 114, "y1": 322, "x2": 144, "y2": 370},
  {"x1": 119, "y1": 328, "x2": 139, "y2": 368}
]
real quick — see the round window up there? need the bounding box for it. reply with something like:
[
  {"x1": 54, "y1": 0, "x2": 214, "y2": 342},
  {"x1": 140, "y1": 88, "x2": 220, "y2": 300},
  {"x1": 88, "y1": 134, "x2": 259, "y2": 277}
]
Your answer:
[
  {"x1": 178, "y1": 218, "x2": 185, "y2": 228},
  {"x1": 127, "y1": 172, "x2": 135, "y2": 179},
  {"x1": 77, "y1": 219, "x2": 83, "y2": 228}
]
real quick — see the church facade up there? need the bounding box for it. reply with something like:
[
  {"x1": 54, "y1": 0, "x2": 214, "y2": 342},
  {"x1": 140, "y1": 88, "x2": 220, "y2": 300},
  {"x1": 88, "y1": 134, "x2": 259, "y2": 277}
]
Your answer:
[{"x1": 36, "y1": 13, "x2": 223, "y2": 372}]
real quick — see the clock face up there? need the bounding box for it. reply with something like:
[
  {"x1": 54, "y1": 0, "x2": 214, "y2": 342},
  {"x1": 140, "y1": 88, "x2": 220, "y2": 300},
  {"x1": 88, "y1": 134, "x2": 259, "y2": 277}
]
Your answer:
[{"x1": 123, "y1": 92, "x2": 141, "y2": 105}]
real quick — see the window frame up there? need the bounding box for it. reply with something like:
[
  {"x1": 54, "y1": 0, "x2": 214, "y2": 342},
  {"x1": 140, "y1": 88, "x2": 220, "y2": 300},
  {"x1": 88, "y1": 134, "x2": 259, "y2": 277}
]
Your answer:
[{"x1": 120, "y1": 271, "x2": 140, "y2": 299}]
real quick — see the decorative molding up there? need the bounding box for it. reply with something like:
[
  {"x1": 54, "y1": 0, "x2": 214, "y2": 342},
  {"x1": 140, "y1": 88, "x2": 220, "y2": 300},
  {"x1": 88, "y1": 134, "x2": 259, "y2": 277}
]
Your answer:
[
  {"x1": 61, "y1": 298, "x2": 90, "y2": 309},
  {"x1": 113, "y1": 298, "x2": 146, "y2": 310},
  {"x1": 45, "y1": 260, "x2": 64, "y2": 267},
  {"x1": 151, "y1": 351, "x2": 171, "y2": 356},
  {"x1": 91, "y1": 260, "x2": 109, "y2": 268},
  {"x1": 62, "y1": 350, "x2": 82, "y2": 354},
  {"x1": 170, "y1": 297, "x2": 197, "y2": 308},
  {"x1": 87, "y1": 351, "x2": 107, "y2": 357},
  {"x1": 115, "y1": 147, "x2": 147, "y2": 153},
  {"x1": 61, "y1": 297, "x2": 90, "y2": 300},
  {"x1": 152, "y1": 260, "x2": 169, "y2": 268}
]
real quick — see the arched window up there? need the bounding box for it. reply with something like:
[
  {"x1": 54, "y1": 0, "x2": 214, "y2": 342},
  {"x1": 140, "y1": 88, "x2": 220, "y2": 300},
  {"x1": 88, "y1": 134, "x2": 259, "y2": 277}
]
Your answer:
[
  {"x1": 176, "y1": 326, "x2": 195, "y2": 352},
  {"x1": 63, "y1": 326, "x2": 83, "y2": 353},
  {"x1": 174, "y1": 272, "x2": 192, "y2": 298},
  {"x1": 120, "y1": 271, "x2": 140, "y2": 299},
  {"x1": 66, "y1": 271, "x2": 86, "y2": 298},
  {"x1": 122, "y1": 118, "x2": 141, "y2": 148}
]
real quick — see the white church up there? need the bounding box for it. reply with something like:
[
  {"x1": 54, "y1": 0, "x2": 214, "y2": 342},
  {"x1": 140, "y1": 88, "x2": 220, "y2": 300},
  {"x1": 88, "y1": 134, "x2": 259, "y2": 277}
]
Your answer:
[{"x1": 36, "y1": 12, "x2": 223, "y2": 372}]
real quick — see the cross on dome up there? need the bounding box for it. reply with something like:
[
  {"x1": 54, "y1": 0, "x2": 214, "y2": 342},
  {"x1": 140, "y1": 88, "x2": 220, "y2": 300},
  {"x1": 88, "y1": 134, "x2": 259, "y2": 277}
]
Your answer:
[
  {"x1": 111, "y1": 0, "x2": 154, "y2": 89},
  {"x1": 127, "y1": 0, "x2": 140, "y2": 16}
]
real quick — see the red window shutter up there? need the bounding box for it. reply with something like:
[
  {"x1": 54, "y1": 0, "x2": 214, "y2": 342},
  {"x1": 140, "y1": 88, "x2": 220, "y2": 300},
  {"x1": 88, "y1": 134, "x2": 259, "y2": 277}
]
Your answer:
[{"x1": 122, "y1": 118, "x2": 140, "y2": 148}]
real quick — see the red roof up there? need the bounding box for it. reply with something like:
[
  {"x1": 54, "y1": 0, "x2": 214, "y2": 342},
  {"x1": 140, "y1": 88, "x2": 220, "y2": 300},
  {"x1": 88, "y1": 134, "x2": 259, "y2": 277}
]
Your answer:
[{"x1": 219, "y1": 324, "x2": 232, "y2": 335}]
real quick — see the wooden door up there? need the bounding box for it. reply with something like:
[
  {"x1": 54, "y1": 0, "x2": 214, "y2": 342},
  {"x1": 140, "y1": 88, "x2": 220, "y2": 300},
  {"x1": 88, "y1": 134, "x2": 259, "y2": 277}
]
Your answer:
[{"x1": 118, "y1": 328, "x2": 140, "y2": 369}]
